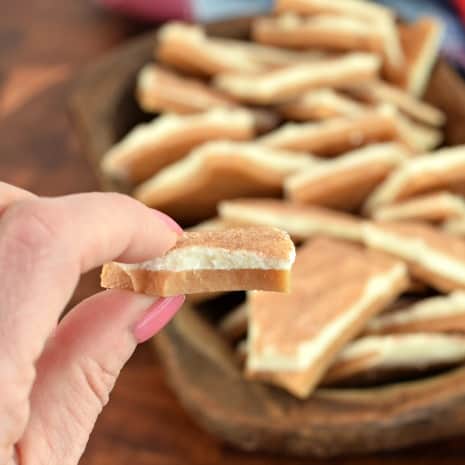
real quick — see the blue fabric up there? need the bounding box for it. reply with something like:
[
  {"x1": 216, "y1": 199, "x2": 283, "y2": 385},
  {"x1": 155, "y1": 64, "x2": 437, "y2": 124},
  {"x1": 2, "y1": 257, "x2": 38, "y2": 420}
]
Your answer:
[{"x1": 193, "y1": 0, "x2": 273, "y2": 22}]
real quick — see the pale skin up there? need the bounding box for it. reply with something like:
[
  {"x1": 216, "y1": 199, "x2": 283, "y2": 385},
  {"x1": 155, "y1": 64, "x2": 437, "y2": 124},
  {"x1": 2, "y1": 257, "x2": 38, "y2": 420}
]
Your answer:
[{"x1": 0, "y1": 182, "x2": 186, "y2": 465}]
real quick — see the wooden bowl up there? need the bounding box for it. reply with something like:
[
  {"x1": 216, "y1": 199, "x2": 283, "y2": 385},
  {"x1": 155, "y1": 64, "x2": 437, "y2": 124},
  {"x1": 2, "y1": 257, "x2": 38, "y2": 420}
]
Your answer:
[{"x1": 70, "y1": 19, "x2": 465, "y2": 457}]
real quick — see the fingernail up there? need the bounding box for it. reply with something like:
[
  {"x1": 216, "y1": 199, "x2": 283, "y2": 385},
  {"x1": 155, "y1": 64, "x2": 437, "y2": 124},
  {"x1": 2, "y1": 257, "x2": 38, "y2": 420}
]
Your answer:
[
  {"x1": 152, "y1": 209, "x2": 183, "y2": 235},
  {"x1": 134, "y1": 295, "x2": 185, "y2": 343}
]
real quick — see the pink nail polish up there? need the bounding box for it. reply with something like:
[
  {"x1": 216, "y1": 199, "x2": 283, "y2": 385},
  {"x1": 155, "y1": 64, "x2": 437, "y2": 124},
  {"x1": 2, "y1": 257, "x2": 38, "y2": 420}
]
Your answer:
[
  {"x1": 152, "y1": 209, "x2": 183, "y2": 235},
  {"x1": 134, "y1": 295, "x2": 185, "y2": 343}
]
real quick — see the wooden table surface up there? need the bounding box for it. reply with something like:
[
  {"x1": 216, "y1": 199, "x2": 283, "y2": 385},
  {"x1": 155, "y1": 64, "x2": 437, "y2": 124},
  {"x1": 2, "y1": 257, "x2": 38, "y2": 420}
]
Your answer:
[{"x1": 1, "y1": 1, "x2": 465, "y2": 464}]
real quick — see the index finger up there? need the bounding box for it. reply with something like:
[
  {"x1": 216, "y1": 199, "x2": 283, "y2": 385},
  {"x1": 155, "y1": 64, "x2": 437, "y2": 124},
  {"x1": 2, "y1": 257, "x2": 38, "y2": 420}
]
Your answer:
[
  {"x1": 0, "y1": 182, "x2": 36, "y2": 214},
  {"x1": 0, "y1": 192, "x2": 180, "y2": 448}
]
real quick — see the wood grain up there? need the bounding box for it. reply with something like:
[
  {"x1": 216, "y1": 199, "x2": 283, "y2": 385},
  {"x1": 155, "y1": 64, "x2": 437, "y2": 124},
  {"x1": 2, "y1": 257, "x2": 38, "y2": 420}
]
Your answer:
[
  {"x1": 152, "y1": 305, "x2": 465, "y2": 457},
  {"x1": 2, "y1": 2, "x2": 465, "y2": 463}
]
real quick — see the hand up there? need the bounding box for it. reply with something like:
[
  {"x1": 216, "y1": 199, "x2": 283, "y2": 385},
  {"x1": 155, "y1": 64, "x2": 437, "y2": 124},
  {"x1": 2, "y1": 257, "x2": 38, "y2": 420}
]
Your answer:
[{"x1": 0, "y1": 182, "x2": 185, "y2": 465}]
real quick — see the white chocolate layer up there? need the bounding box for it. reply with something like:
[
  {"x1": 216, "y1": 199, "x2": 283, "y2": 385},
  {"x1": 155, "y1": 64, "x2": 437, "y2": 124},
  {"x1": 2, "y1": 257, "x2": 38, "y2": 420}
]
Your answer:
[
  {"x1": 137, "y1": 141, "x2": 316, "y2": 193},
  {"x1": 339, "y1": 334, "x2": 465, "y2": 368},
  {"x1": 121, "y1": 246, "x2": 295, "y2": 272},
  {"x1": 363, "y1": 223, "x2": 465, "y2": 285},
  {"x1": 247, "y1": 262, "x2": 406, "y2": 371},
  {"x1": 219, "y1": 201, "x2": 363, "y2": 242},
  {"x1": 367, "y1": 292, "x2": 465, "y2": 332},
  {"x1": 215, "y1": 53, "x2": 380, "y2": 103},
  {"x1": 365, "y1": 145, "x2": 465, "y2": 211},
  {"x1": 285, "y1": 142, "x2": 407, "y2": 191},
  {"x1": 102, "y1": 108, "x2": 254, "y2": 178}
]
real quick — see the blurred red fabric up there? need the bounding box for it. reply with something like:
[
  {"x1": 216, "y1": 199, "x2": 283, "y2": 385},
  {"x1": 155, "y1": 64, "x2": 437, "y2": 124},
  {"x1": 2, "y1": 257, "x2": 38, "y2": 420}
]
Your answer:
[
  {"x1": 96, "y1": 0, "x2": 192, "y2": 21},
  {"x1": 454, "y1": 0, "x2": 465, "y2": 22}
]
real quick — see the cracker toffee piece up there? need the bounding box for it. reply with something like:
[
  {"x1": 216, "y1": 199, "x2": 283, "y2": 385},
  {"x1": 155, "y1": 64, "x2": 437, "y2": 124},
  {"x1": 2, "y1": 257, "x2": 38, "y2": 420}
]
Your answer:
[
  {"x1": 101, "y1": 227, "x2": 295, "y2": 297},
  {"x1": 362, "y1": 103, "x2": 442, "y2": 154},
  {"x1": 246, "y1": 237, "x2": 408, "y2": 398},
  {"x1": 365, "y1": 292, "x2": 465, "y2": 335},
  {"x1": 364, "y1": 145, "x2": 465, "y2": 213},
  {"x1": 363, "y1": 221, "x2": 465, "y2": 292},
  {"x1": 347, "y1": 80, "x2": 445, "y2": 126},
  {"x1": 185, "y1": 220, "x2": 245, "y2": 305},
  {"x1": 136, "y1": 65, "x2": 280, "y2": 135},
  {"x1": 210, "y1": 37, "x2": 326, "y2": 68},
  {"x1": 156, "y1": 22, "x2": 326, "y2": 76},
  {"x1": 133, "y1": 141, "x2": 316, "y2": 223},
  {"x1": 156, "y1": 22, "x2": 264, "y2": 76},
  {"x1": 372, "y1": 192, "x2": 465, "y2": 223},
  {"x1": 101, "y1": 108, "x2": 255, "y2": 184},
  {"x1": 393, "y1": 111, "x2": 442, "y2": 152},
  {"x1": 277, "y1": 88, "x2": 366, "y2": 122},
  {"x1": 285, "y1": 142, "x2": 409, "y2": 211},
  {"x1": 444, "y1": 217, "x2": 465, "y2": 236},
  {"x1": 186, "y1": 217, "x2": 237, "y2": 232},
  {"x1": 252, "y1": 13, "x2": 383, "y2": 52},
  {"x1": 397, "y1": 17, "x2": 444, "y2": 97},
  {"x1": 229, "y1": 330, "x2": 465, "y2": 379},
  {"x1": 136, "y1": 64, "x2": 234, "y2": 114},
  {"x1": 323, "y1": 333, "x2": 465, "y2": 385},
  {"x1": 258, "y1": 108, "x2": 397, "y2": 156},
  {"x1": 214, "y1": 53, "x2": 381, "y2": 105},
  {"x1": 275, "y1": 0, "x2": 404, "y2": 80},
  {"x1": 218, "y1": 198, "x2": 363, "y2": 243}
]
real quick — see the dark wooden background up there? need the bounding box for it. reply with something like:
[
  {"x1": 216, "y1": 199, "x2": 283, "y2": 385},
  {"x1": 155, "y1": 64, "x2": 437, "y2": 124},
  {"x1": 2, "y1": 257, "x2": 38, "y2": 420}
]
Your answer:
[{"x1": 1, "y1": 1, "x2": 465, "y2": 463}]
